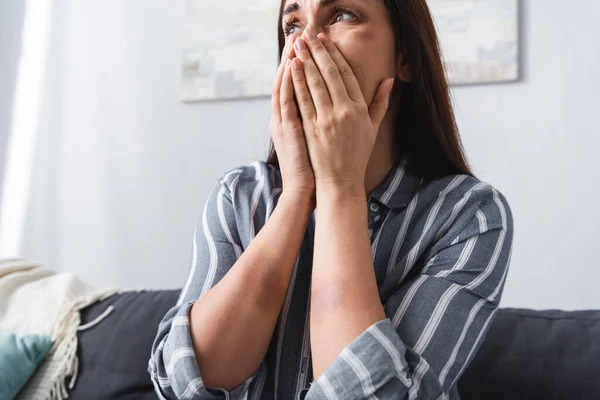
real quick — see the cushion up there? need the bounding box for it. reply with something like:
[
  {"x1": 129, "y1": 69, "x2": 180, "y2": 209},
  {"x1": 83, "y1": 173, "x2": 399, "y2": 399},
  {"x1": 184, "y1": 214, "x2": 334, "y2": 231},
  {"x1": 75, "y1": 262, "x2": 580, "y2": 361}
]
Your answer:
[
  {"x1": 68, "y1": 290, "x2": 180, "y2": 400},
  {"x1": 0, "y1": 332, "x2": 52, "y2": 400},
  {"x1": 69, "y1": 290, "x2": 600, "y2": 400},
  {"x1": 458, "y1": 307, "x2": 600, "y2": 400}
]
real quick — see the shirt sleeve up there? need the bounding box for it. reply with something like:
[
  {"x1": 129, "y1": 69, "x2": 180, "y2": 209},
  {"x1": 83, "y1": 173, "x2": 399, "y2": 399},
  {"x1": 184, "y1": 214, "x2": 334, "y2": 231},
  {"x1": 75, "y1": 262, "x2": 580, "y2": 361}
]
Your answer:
[
  {"x1": 305, "y1": 186, "x2": 514, "y2": 400},
  {"x1": 148, "y1": 168, "x2": 262, "y2": 400}
]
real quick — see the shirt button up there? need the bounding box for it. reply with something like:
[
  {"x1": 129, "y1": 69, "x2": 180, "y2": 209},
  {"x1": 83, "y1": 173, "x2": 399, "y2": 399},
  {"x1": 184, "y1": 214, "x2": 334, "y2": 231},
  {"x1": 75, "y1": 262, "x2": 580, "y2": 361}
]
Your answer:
[{"x1": 369, "y1": 202, "x2": 380, "y2": 212}]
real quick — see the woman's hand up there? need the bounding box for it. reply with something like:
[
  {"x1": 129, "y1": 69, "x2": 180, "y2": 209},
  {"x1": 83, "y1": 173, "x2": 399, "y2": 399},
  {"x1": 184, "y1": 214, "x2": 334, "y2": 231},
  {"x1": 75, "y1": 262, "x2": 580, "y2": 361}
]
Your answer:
[
  {"x1": 270, "y1": 37, "x2": 316, "y2": 201},
  {"x1": 290, "y1": 29, "x2": 394, "y2": 196}
]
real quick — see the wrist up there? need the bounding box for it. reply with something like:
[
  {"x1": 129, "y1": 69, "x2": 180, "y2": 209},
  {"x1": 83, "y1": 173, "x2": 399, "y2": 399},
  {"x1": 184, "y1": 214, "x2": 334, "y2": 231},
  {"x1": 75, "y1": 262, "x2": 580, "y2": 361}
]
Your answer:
[
  {"x1": 316, "y1": 182, "x2": 365, "y2": 202},
  {"x1": 280, "y1": 189, "x2": 316, "y2": 210}
]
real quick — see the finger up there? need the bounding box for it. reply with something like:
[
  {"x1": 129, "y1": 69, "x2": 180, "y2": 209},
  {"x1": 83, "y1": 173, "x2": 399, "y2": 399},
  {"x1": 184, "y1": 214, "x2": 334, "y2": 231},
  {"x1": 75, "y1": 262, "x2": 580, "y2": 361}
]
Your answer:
[
  {"x1": 294, "y1": 37, "x2": 332, "y2": 112},
  {"x1": 287, "y1": 36, "x2": 298, "y2": 60},
  {"x1": 271, "y1": 39, "x2": 295, "y2": 122},
  {"x1": 291, "y1": 58, "x2": 318, "y2": 122},
  {"x1": 368, "y1": 78, "x2": 395, "y2": 128},
  {"x1": 280, "y1": 57, "x2": 300, "y2": 123},
  {"x1": 317, "y1": 33, "x2": 363, "y2": 103},
  {"x1": 303, "y1": 29, "x2": 348, "y2": 104}
]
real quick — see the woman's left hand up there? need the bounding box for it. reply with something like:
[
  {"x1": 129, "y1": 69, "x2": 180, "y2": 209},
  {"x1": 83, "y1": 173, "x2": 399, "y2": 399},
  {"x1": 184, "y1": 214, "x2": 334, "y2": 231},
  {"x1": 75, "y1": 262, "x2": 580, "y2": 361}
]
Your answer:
[{"x1": 290, "y1": 29, "x2": 395, "y2": 195}]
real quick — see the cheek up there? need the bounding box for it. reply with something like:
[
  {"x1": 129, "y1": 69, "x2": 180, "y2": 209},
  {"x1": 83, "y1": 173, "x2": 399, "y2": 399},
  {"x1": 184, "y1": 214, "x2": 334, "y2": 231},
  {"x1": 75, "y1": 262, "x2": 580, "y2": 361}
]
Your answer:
[{"x1": 333, "y1": 30, "x2": 394, "y2": 103}]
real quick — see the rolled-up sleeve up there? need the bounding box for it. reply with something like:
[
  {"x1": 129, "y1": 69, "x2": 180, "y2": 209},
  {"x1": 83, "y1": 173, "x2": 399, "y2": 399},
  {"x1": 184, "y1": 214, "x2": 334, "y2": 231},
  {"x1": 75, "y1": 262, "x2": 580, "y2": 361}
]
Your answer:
[
  {"x1": 148, "y1": 301, "x2": 257, "y2": 400},
  {"x1": 148, "y1": 167, "x2": 261, "y2": 399},
  {"x1": 305, "y1": 187, "x2": 514, "y2": 400}
]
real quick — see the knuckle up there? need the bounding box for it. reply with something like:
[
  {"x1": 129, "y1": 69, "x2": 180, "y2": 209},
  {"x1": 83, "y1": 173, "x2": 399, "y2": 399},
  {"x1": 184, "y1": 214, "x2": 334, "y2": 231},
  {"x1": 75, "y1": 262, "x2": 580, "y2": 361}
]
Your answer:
[
  {"x1": 324, "y1": 65, "x2": 339, "y2": 77},
  {"x1": 299, "y1": 93, "x2": 313, "y2": 108},
  {"x1": 280, "y1": 97, "x2": 292, "y2": 108},
  {"x1": 309, "y1": 77, "x2": 325, "y2": 90},
  {"x1": 352, "y1": 102, "x2": 367, "y2": 113},
  {"x1": 288, "y1": 122, "x2": 304, "y2": 135},
  {"x1": 339, "y1": 65, "x2": 353, "y2": 77},
  {"x1": 292, "y1": 72, "x2": 305, "y2": 84},
  {"x1": 339, "y1": 108, "x2": 353, "y2": 121},
  {"x1": 272, "y1": 85, "x2": 280, "y2": 97},
  {"x1": 313, "y1": 44, "x2": 326, "y2": 53}
]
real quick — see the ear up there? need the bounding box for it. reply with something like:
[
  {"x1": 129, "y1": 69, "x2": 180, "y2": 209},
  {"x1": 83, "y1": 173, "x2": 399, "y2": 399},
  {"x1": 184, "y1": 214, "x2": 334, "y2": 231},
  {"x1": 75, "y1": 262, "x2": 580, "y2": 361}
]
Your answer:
[{"x1": 396, "y1": 53, "x2": 412, "y2": 83}]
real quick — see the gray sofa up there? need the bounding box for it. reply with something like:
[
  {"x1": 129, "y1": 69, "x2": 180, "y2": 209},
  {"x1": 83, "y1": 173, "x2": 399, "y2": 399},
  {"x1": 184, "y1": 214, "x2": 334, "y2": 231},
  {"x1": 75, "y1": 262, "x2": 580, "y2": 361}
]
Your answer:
[{"x1": 66, "y1": 290, "x2": 600, "y2": 400}]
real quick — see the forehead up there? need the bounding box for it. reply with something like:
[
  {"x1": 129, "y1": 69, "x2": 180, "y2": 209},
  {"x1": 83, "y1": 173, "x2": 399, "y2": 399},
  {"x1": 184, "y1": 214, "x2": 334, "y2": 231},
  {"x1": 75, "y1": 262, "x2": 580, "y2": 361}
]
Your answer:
[
  {"x1": 282, "y1": 0, "x2": 317, "y2": 13},
  {"x1": 283, "y1": 0, "x2": 372, "y2": 10}
]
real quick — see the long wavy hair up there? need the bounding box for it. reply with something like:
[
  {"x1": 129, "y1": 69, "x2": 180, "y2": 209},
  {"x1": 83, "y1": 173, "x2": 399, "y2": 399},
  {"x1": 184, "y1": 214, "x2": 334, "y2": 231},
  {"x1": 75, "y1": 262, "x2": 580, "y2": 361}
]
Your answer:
[{"x1": 265, "y1": 0, "x2": 474, "y2": 180}]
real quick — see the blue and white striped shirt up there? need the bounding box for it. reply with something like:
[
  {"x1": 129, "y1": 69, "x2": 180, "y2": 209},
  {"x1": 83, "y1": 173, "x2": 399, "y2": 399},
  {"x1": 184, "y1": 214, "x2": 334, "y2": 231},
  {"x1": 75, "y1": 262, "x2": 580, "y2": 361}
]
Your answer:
[{"x1": 148, "y1": 156, "x2": 514, "y2": 399}]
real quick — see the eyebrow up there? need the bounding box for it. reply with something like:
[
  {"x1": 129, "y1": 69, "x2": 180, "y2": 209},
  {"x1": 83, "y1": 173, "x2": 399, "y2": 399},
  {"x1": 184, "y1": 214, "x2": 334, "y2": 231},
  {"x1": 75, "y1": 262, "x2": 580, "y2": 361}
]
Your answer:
[{"x1": 283, "y1": 0, "x2": 345, "y2": 16}]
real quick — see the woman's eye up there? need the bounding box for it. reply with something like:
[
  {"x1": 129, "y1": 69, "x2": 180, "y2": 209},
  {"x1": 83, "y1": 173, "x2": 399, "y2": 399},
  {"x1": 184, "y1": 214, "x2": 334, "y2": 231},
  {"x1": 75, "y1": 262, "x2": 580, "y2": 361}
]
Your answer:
[
  {"x1": 283, "y1": 19, "x2": 302, "y2": 36},
  {"x1": 287, "y1": 25, "x2": 301, "y2": 35},
  {"x1": 334, "y1": 11, "x2": 355, "y2": 23},
  {"x1": 283, "y1": 9, "x2": 356, "y2": 36}
]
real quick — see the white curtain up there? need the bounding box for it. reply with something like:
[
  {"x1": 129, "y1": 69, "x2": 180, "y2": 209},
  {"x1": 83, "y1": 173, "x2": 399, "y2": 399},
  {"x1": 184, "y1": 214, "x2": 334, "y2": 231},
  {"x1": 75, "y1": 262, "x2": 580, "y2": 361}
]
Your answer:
[{"x1": 0, "y1": 0, "x2": 53, "y2": 258}]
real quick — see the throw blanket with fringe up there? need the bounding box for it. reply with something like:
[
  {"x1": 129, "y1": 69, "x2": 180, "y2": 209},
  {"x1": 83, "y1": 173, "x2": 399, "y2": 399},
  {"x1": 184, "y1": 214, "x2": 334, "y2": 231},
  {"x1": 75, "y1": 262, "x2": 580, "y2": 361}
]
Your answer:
[{"x1": 0, "y1": 259, "x2": 118, "y2": 400}]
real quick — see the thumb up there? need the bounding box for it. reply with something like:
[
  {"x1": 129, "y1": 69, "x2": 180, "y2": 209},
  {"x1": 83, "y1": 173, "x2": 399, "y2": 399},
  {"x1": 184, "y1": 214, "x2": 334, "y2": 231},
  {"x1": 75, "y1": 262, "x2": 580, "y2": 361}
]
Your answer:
[{"x1": 368, "y1": 78, "x2": 394, "y2": 128}]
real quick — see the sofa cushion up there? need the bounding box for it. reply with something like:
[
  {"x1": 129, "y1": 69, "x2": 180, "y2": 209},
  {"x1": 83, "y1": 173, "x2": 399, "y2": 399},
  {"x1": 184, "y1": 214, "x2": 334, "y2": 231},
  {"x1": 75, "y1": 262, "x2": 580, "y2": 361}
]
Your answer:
[
  {"x1": 69, "y1": 291, "x2": 600, "y2": 400},
  {"x1": 68, "y1": 290, "x2": 180, "y2": 400},
  {"x1": 458, "y1": 307, "x2": 600, "y2": 400},
  {"x1": 0, "y1": 332, "x2": 52, "y2": 400}
]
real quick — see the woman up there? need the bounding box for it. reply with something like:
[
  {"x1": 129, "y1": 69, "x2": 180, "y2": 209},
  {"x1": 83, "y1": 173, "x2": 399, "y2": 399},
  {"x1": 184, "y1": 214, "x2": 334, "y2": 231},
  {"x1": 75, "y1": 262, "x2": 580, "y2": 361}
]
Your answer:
[{"x1": 149, "y1": 0, "x2": 514, "y2": 399}]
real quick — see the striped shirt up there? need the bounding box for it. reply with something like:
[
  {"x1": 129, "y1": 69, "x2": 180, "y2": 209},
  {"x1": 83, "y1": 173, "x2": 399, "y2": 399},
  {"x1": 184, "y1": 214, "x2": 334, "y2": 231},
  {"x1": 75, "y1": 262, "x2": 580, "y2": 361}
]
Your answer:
[{"x1": 148, "y1": 156, "x2": 514, "y2": 400}]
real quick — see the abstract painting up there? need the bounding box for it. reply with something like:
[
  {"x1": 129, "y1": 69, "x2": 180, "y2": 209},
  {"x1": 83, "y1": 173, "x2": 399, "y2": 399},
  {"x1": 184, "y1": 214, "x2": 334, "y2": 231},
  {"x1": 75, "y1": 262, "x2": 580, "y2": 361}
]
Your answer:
[
  {"x1": 181, "y1": 0, "x2": 279, "y2": 102},
  {"x1": 181, "y1": 0, "x2": 519, "y2": 102},
  {"x1": 427, "y1": 0, "x2": 520, "y2": 85}
]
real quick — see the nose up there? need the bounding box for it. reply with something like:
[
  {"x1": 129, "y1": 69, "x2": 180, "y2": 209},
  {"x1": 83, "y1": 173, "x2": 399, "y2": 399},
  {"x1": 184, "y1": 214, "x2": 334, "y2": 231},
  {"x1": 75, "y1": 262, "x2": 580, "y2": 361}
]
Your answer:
[
  {"x1": 302, "y1": 24, "x2": 329, "y2": 43},
  {"x1": 304, "y1": 22, "x2": 321, "y2": 35}
]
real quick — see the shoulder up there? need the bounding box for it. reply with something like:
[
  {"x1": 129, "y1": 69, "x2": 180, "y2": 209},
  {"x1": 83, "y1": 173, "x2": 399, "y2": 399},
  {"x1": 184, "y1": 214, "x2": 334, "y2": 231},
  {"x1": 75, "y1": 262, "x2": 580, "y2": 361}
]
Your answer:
[
  {"x1": 420, "y1": 172, "x2": 513, "y2": 233},
  {"x1": 215, "y1": 161, "x2": 282, "y2": 247},
  {"x1": 217, "y1": 160, "x2": 281, "y2": 193},
  {"x1": 215, "y1": 161, "x2": 282, "y2": 223}
]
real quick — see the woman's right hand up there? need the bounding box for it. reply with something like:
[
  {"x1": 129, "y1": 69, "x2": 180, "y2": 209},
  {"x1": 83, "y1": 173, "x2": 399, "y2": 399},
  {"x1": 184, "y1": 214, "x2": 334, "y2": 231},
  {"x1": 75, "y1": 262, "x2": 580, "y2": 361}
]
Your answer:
[{"x1": 270, "y1": 37, "x2": 316, "y2": 202}]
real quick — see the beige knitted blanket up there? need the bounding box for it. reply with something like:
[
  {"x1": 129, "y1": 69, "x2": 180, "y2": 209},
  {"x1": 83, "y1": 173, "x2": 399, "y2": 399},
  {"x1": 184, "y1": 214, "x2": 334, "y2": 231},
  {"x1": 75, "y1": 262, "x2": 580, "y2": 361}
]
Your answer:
[{"x1": 0, "y1": 259, "x2": 118, "y2": 400}]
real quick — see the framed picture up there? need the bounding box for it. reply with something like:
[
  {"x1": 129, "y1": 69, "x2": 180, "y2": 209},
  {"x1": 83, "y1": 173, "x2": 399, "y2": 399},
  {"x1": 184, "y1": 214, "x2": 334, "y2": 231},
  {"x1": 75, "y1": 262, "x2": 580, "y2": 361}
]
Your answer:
[
  {"x1": 428, "y1": 0, "x2": 520, "y2": 86},
  {"x1": 181, "y1": 0, "x2": 279, "y2": 102},
  {"x1": 181, "y1": 0, "x2": 520, "y2": 102}
]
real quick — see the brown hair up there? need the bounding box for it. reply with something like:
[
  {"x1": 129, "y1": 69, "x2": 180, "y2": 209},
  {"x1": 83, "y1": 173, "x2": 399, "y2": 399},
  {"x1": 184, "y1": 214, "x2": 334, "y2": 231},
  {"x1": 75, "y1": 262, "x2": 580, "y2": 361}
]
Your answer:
[{"x1": 266, "y1": 0, "x2": 474, "y2": 180}]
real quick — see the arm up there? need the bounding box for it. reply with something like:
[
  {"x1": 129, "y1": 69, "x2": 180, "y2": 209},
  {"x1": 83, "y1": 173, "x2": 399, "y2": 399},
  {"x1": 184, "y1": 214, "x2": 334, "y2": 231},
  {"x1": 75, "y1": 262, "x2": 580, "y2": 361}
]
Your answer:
[
  {"x1": 148, "y1": 172, "x2": 315, "y2": 399},
  {"x1": 307, "y1": 186, "x2": 513, "y2": 399},
  {"x1": 310, "y1": 185, "x2": 386, "y2": 379}
]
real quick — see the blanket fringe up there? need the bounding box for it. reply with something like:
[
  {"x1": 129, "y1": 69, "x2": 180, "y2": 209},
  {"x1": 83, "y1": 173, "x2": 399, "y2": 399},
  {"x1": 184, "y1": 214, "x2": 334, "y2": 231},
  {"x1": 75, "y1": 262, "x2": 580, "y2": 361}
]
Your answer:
[
  {"x1": 47, "y1": 310, "x2": 79, "y2": 400},
  {"x1": 28, "y1": 289, "x2": 120, "y2": 400}
]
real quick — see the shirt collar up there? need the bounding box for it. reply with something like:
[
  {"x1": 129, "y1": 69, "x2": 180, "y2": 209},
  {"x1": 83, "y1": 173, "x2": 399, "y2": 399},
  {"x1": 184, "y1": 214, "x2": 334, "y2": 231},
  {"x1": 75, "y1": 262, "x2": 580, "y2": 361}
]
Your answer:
[{"x1": 369, "y1": 155, "x2": 424, "y2": 210}]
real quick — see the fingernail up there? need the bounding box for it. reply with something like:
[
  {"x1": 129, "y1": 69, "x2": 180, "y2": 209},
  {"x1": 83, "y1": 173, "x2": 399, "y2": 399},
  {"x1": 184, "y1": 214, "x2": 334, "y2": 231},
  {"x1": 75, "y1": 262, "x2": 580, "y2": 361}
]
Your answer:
[
  {"x1": 285, "y1": 59, "x2": 290, "y2": 68},
  {"x1": 305, "y1": 28, "x2": 317, "y2": 42},
  {"x1": 295, "y1": 38, "x2": 307, "y2": 51},
  {"x1": 292, "y1": 58, "x2": 302, "y2": 70}
]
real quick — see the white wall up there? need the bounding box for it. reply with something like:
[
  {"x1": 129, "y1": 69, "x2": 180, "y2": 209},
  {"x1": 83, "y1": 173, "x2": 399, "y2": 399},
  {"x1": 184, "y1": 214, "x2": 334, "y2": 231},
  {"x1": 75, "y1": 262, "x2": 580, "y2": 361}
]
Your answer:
[
  {"x1": 3, "y1": 0, "x2": 599, "y2": 309},
  {"x1": 18, "y1": 0, "x2": 271, "y2": 291},
  {"x1": 452, "y1": 0, "x2": 600, "y2": 310},
  {"x1": 0, "y1": 1, "x2": 27, "y2": 204}
]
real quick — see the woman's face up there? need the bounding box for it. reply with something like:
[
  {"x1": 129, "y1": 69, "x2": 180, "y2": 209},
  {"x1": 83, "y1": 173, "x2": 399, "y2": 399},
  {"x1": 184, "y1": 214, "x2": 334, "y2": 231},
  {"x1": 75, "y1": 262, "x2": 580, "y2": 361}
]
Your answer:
[{"x1": 281, "y1": 0, "x2": 398, "y2": 107}]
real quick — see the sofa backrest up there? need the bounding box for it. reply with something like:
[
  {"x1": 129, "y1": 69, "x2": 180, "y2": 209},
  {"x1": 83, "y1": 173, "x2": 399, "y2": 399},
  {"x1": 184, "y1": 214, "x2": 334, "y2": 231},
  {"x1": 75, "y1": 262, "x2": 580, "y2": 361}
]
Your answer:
[
  {"x1": 68, "y1": 292, "x2": 600, "y2": 400},
  {"x1": 459, "y1": 308, "x2": 600, "y2": 400}
]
